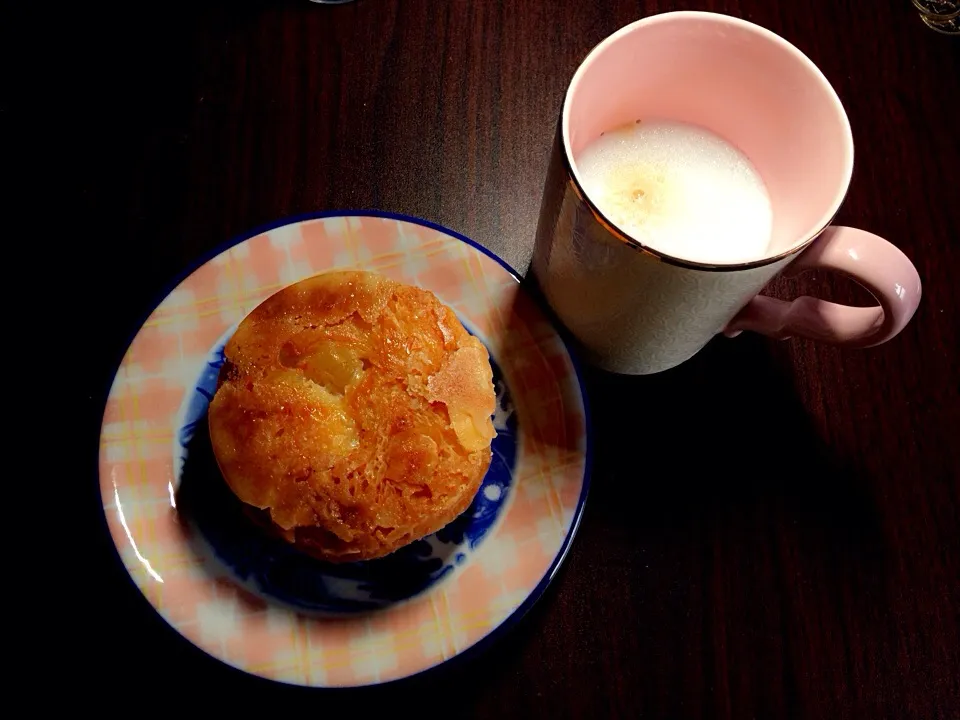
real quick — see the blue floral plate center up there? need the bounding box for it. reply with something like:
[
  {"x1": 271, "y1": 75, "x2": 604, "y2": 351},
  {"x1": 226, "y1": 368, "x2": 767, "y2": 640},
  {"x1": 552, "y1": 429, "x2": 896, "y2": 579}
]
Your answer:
[{"x1": 175, "y1": 326, "x2": 517, "y2": 614}]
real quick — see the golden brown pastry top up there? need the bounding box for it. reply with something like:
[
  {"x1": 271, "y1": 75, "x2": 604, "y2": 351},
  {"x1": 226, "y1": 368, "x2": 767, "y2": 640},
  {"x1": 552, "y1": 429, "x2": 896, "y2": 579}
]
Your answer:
[{"x1": 207, "y1": 271, "x2": 496, "y2": 562}]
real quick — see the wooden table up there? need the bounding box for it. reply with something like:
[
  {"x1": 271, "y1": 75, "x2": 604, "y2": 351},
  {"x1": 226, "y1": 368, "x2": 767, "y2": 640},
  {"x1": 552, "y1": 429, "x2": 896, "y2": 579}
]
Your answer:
[{"x1": 75, "y1": 1, "x2": 959, "y2": 716}]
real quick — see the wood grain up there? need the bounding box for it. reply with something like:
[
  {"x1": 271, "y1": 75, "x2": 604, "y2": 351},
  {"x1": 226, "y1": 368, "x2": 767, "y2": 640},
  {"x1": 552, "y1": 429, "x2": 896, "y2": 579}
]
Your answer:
[{"x1": 71, "y1": 1, "x2": 959, "y2": 716}]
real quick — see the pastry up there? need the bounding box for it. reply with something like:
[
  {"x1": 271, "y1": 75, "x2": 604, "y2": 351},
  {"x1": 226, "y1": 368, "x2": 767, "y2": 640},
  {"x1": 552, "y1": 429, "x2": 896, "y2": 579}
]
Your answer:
[{"x1": 208, "y1": 271, "x2": 496, "y2": 562}]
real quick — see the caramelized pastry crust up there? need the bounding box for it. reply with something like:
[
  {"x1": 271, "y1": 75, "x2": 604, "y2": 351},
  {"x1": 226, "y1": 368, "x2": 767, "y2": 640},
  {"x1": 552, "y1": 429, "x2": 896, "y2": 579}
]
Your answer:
[{"x1": 208, "y1": 271, "x2": 496, "y2": 562}]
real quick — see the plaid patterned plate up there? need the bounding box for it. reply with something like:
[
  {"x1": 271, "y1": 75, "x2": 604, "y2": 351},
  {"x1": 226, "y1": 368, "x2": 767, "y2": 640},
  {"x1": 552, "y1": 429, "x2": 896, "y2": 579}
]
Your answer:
[{"x1": 99, "y1": 212, "x2": 590, "y2": 686}]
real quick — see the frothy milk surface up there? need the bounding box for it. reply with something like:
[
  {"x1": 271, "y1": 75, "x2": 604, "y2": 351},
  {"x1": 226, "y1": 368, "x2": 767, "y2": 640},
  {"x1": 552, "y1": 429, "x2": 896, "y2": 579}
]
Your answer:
[{"x1": 575, "y1": 120, "x2": 773, "y2": 264}]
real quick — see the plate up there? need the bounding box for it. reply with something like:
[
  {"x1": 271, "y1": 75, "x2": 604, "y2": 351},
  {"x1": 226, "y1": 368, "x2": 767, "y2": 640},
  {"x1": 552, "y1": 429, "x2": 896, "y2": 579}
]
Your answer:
[{"x1": 99, "y1": 212, "x2": 590, "y2": 686}]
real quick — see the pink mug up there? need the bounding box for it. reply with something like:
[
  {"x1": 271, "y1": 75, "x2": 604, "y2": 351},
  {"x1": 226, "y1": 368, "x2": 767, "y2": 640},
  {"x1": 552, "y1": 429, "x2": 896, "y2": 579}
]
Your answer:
[{"x1": 533, "y1": 11, "x2": 922, "y2": 375}]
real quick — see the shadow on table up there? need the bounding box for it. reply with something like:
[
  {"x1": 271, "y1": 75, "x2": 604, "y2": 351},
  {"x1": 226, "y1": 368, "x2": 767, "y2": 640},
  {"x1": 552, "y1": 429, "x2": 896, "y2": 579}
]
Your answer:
[{"x1": 580, "y1": 331, "x2": 884, "y2": 547}]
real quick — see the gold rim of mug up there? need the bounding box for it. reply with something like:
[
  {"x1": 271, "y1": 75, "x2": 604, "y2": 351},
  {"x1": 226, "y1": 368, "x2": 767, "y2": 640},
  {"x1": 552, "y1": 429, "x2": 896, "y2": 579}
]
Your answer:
[
  {"x1": 919, "y1": 14, "x2": 960, "y2": 32},
  {"x1": 912, "y1": 0, "x2": 960, "y2": 21},
  {"x1": 557, "y1": 130, "x2": 847, "y2": 273}
]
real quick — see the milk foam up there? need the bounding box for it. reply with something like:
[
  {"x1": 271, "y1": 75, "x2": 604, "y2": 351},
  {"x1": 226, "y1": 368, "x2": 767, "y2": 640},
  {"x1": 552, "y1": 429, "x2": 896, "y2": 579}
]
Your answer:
[{"x1": 575, "y1": 120, "x2": 773, "y2": 264}]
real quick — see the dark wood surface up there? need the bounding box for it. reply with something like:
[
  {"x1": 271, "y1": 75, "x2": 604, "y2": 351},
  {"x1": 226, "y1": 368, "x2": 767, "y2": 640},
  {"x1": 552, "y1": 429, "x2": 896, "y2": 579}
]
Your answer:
[{"x1": 72, "y1": 1, "x2": 958, "y2": 717}]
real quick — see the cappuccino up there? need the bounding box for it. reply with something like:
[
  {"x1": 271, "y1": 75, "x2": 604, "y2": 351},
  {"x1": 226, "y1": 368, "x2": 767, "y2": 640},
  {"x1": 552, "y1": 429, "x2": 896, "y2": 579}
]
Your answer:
[{"x1": 575, "y1": 120, "x2": 772, "y2": 264}]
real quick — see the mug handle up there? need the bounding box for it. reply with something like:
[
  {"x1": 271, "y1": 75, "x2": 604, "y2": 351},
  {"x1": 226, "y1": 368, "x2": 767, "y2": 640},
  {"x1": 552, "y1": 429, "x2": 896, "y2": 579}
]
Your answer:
[{"x1": 724, "y1": 226, "x2": 922, "y2": 347}]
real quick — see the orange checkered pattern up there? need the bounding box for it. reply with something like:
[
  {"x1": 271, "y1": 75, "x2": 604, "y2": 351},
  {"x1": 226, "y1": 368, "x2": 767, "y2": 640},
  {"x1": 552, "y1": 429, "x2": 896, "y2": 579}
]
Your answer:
[{"x1": 99, "y1": 215, "x2": 588, "y2": 686}]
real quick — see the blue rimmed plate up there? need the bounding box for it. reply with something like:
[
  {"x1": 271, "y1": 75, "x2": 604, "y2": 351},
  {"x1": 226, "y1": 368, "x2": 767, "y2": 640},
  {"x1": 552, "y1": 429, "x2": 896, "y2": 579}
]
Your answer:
[{"x1": 99, "y1": 212, "x2": 590, "y2": 686}]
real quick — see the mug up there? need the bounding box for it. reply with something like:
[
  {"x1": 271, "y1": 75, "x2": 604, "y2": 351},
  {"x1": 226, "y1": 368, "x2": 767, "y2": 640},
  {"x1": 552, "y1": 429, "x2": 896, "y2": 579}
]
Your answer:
[{"x1": 532, "y1": 11, "x2": 922, "y2": 375}]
